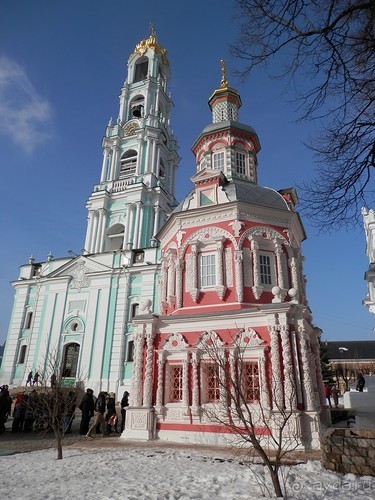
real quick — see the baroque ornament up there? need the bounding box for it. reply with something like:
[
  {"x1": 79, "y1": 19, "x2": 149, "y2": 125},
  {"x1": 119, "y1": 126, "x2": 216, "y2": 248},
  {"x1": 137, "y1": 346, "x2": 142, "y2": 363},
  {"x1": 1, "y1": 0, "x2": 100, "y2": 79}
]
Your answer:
[{"x1": 70, "y1": 262, "x2": 90, "y2": 291}]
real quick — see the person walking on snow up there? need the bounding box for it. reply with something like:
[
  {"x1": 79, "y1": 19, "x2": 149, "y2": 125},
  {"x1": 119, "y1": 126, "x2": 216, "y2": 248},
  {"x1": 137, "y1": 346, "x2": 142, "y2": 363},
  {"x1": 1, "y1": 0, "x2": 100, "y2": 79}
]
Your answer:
[{"x1": 86, "y1": 391, "x2": 108, "y2": 438}]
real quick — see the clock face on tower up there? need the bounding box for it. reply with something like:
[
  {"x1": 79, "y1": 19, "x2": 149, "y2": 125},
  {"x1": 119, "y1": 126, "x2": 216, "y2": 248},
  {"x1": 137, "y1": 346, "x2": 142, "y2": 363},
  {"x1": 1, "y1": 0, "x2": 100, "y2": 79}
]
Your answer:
[
  {"x1": 133, "y1": 251, "x2": 145, "y2": 263},
  {"x1": 124, "y1": 121, "x2": 139, "y2": 136}
]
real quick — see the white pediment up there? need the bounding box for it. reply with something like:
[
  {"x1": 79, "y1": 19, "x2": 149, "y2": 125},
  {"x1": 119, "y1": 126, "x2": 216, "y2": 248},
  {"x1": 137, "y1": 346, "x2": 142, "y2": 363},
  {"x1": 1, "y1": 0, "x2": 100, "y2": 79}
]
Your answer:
[
  {"x1": 190, "y1": 168, "x2": 227, "y2": 185},
  {"x1": 46, "y1": 256, "x2": 112, "y2": 280}
]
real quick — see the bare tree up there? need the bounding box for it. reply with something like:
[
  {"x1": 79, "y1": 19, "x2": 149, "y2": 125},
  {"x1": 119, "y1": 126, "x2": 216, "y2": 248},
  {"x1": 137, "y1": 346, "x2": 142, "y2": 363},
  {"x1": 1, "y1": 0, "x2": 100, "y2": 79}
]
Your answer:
[
  {"x1": 199, "y1": 333, "x2": 302, "y2": 498},
  {"x1": 333, "y1": 362, "x2": 356, "y2": 392},
  {"x1": 232, "y1": 1, "x2": 375, "y2": 230},
  {"x1": 25, "y1": 348, "x2": 82, "y2": 459}
]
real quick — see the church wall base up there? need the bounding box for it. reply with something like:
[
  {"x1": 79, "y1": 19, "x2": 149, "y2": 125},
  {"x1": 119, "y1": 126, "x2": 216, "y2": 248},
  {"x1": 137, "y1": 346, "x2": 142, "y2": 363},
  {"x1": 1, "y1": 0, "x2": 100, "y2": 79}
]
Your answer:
[{"x1": 121, "y1": 407, "x2": 156, "y2": 440}]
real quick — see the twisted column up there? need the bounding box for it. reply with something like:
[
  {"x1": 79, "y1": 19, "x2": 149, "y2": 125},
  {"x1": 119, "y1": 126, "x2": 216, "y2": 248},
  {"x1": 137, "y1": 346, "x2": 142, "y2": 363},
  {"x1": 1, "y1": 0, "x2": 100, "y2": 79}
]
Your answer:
[{"x1": 142, "y1": 327, "x2": 155, "y2": 408}]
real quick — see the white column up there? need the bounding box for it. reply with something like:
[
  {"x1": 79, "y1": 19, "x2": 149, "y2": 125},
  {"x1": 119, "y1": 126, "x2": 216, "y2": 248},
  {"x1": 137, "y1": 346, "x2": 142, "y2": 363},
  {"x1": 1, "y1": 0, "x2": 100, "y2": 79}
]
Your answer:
[
  {"x1": 191, "y1": 352, "x2": 200, "y2": 412},
  {"x1": 132, "y1": 203, "x2": 141, "y2": 249},
  {"x1": 155, "y1": 353, "x2": 165, "y2": 408},
  {"x1": 234, "y1": 250, "x2": 243, "y2": 302},
  {"x1": 126, "y1": 204, "x2": 135, "y2": 250},
  {"x1": 268, "y1": 325, "x2": 284, "y2": 408},
  {"x1": 142, "y1": 327, "x2": 155, "y2": 408},
  {"x1": 159, "y1": 258, "x2": 168, "y2": 313},
  {"x1": 84, "y1": 211, "x2": 94, "y2": 254},
  {"x1": 152, "y1": 205, "x2": 160, "y2": 237},
  {"x1": 155, "y1": 146, "x2": 161, "y2": 178},
  {"x1": 95, "y1": 209, "x2": 105, "y2": 253},
  {"x1": 136, "y1": 204, "x2": 144, "y2": 248},
  {"x1": 289, "y1": 257, "x2": 299, "y2": 300},
  {"x1": 91, "y1": 212, "x2": 99, "y2": 254},
  {"x1": 297, "y1": 327, "x2": 316, "y2": 411},
  {"x1": 189, "y1": 243, "x2": 199, "y2": 302},
  {"x1": 216, "y1": 240, "x2": 226, "y2": 299},
  {"x1": 137, "y1": 138, "x2": 144, "y2": 175},
  {"x1": 145, "y1": 137, "x2": 152, "y2": 174},
  {"x1": 175, "y1": 258, "x2": 184, "y2": 309},
  {"x1": 280, "y1": 324, "x2": 297, "y2": 409},
  {"x1": 130, "y1": 327, "x2": 145, "y2": 407},
  {"x1": 182, "y1": 355, "x2": 190, "y2": 408},
  {"x1": 274, "y1": 241, "x2": 285, "y2": 290},
  {"x1": 100, "y1": 148, "x2": 110, "y2": 182},
  {"x1": 151, "y1": 139, "x2": 157, "y2": 175},
  {"x1": 260, "y1": 352, "x2": 270, "y2": 410},
  {"x1": 251, "y1": 240, "x2": 262, "y2": 299},
  {"x1": 167, "y1": 254, "x2": 175, "y2": 303},
  {"x1": 110, "y1": 145, "x2": 119, "y2": 180},
  {"x1": 123, "y1": 204, "x2": 131, "y2": 250}
]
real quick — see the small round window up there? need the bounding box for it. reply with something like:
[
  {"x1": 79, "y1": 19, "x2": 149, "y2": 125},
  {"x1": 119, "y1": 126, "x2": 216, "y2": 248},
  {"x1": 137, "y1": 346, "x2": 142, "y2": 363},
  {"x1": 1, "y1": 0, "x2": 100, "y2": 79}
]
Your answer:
[{"x1": 70, "y1": 322, "x2": 79, "y2": 332}]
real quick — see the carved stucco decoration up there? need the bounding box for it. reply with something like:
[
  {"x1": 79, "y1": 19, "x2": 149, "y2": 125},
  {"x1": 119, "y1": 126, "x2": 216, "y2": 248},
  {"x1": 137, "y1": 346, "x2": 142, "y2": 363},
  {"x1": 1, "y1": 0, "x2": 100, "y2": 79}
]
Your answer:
[
  {"x1": 224, "y1": 248, "x2": 233, "y2": 287},
  {"x1": 196, "y1": 330, "x2": 225, "y2": 350},
  {"x1": 235, "y1": 328, "x2": 264, "y2": 348},
  {"x1": 240, "y1": 225, "x2": 292, "y2": 258},
  {"x1": 180, "y1": 226, "x2": 237, "y2": 256},
  {"x1": 70, "y1": 261, "x2": 90, "y2": 291},
  {"x1": 162, "y1": 332, "x2": 189, "y2": 350},
  {"x1": 229, "y1": 219, "x2": 245, "y2": 238}
]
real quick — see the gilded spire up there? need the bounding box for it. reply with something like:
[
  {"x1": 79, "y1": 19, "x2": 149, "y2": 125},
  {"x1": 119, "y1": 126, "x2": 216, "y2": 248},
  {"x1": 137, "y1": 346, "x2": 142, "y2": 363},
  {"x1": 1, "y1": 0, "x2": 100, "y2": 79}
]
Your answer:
[
  {"x1": 220, "y1": 59, "x2": 228, "y2": 88},
  {"x1": 133, "y1": 24, "x2": 168, "y2": 64}
]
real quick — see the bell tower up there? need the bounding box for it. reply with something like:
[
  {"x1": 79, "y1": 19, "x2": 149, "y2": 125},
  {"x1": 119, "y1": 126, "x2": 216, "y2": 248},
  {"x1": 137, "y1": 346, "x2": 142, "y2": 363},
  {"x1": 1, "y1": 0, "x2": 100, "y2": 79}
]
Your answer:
[{"x1": 84, "y1": 27, "x2": 179, "y2": 255}]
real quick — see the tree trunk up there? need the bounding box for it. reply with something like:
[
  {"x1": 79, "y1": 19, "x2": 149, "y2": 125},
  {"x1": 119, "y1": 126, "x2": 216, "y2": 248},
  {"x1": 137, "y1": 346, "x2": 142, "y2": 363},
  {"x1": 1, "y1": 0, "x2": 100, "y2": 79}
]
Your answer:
[
  {"x1": 269, "y1": 468, "x2": 283, "y2": 498},
  {"x1": 55, "y1": 430, "x2": 63, "y2": 460}
]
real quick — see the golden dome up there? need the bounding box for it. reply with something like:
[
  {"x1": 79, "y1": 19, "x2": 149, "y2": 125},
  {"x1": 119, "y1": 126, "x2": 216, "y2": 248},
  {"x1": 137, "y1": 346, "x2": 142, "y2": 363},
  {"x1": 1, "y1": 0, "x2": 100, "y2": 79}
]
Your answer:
[{"x1": 133, "y1": 23, "x2": 168, "y2": 64}]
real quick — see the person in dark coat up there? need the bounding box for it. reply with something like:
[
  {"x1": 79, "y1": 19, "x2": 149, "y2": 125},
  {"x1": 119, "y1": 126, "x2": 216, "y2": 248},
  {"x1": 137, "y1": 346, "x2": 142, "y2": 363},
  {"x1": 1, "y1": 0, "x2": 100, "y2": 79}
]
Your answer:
[
  {"x1": 50, "y1": 373, "x2": 57, "y2": 388},
  {"x1": 86, "y1": 391, "x2": 108, "y2": 438},
  {"x1": 356, "y1": 373, "x2": 365, "y2": 392},
  {"x1": 0, "y1": 386, "x2": 12, "y2": 433},
  {"x1": 26, "y1": 371, "x2": 33, "y2": 386},
  {"x1": 79, "y1": 388, "x2": 95, "y2": 435},
  {"x1": 12, "y1": 393, "x2": 26, "y2": 432},
  {"x1": 105, "y1": 393, "x2": 118, "y2": 434},
  {"x1": 120, "y1": 391, "x2": 129, "y2": 433},
  {"x1": 33, "y1": 372, "x2": 40, "y2": 386}
]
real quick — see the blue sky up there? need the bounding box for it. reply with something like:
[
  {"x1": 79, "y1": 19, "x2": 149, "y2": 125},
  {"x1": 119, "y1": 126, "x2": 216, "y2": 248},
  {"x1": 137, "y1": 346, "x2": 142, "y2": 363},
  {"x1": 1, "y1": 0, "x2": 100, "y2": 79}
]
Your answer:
[{"x1": 0, "y1": 0, "x2": 374, "y2": 344}]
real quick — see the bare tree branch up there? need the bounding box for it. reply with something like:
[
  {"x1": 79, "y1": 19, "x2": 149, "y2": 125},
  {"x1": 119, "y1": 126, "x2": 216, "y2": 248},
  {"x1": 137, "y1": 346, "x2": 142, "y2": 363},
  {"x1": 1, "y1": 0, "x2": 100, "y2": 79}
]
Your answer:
[{"x1": 232, "y1": 0, "x2": 375, "y2": 230}]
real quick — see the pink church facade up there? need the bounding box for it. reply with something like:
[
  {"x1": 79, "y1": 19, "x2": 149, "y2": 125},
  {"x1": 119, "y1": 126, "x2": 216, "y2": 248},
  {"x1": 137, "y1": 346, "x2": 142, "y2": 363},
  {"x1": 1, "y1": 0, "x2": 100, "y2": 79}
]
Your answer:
[{"x1": 122, "y1": 69, "x2": 327, "y2": 449}]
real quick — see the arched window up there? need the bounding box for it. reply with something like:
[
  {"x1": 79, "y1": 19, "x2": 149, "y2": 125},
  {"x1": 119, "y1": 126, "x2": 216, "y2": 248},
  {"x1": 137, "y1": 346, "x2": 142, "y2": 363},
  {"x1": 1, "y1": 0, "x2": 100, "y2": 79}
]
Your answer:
[
  {"x1": 18, "y1": 345, "x2": 27, "y2": 364},
  {"x1": 211, "y1": 142, "x2": 226, "y2": 171},
  {"x1": 24, "y1": 310, "x2": 33, "y2": 330},
  {"x1": 61, "y1": 343, "x2": 80, "y2": 378},
  {"x1": 159, "y1": 159, "x2": 166, "y2": 183},
  {"x1": 129, "y1": 95, "x2": 145, "y2": 118},
  {"x1": 106, "y1": 223, "x2": 125, "y2": 252},
  {"x1": 134, "y1": 56, "x2": 148, "y2": 83},
  {"x1": 120, "y1": 150, "x2": 137, "y2": 179}
]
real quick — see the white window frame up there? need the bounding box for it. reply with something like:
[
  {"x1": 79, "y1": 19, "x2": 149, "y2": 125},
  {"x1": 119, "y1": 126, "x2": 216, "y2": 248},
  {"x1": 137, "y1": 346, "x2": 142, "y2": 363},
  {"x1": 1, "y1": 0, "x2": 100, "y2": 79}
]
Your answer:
[
  {"x1": 212, "y1": 151, "x2": 225, "y2": 171},
  {"x1": 259, "y1": 252, "x2": 275, "y2": 287},
  {"x1": 235, "y1": 151, "x2": 247, "y2": 175},
  {"x1": 199, "y1": 252, "x2": 217, "y2": 288}
]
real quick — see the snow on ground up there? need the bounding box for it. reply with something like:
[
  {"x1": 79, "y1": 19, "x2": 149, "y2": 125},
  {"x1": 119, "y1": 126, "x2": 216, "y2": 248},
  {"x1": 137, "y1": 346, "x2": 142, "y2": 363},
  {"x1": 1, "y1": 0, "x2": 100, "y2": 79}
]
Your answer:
[{"x1": 1, "y1": 445, "x2": 375, "y2": 499}]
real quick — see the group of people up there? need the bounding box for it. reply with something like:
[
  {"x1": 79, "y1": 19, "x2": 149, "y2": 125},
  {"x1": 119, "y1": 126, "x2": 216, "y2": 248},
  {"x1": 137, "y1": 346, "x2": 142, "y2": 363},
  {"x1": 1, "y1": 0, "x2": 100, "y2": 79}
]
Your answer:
[
  {"x1": 25, "y1": 371, "x2": 40, "y2": 387},
  {"x1": 79, "y1": 389, "x2": 129, "y2": 438},
  {"x1": 1, "y1": 387, "x2": 77, "y2": 434},
  {"x1": 324, "y1": 383, "x2": 340, "y2": 408},
  {"x1": 0, "y1": 383, "x2": 129, "y2": 437},
  {"x1": 324, "y1": 373, "x2": 366, "y2": 408}
]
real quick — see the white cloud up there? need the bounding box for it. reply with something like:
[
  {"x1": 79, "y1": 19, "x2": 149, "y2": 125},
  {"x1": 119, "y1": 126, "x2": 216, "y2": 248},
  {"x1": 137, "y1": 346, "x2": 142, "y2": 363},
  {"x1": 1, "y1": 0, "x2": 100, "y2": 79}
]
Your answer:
[{"x1": 0, "y1": 56, "x2": 53, "y2": 154}]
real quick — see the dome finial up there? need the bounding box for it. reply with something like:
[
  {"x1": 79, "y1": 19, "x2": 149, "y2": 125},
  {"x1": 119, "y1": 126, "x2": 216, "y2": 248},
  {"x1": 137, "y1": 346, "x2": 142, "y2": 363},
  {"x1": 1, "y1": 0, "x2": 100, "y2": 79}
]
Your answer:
[
  {"x1": 150, "y1": 20, "x2": 156, "y2": 37},
  {"x1": 220, "y1": 59, "x2": 228, "y2": 88}
]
